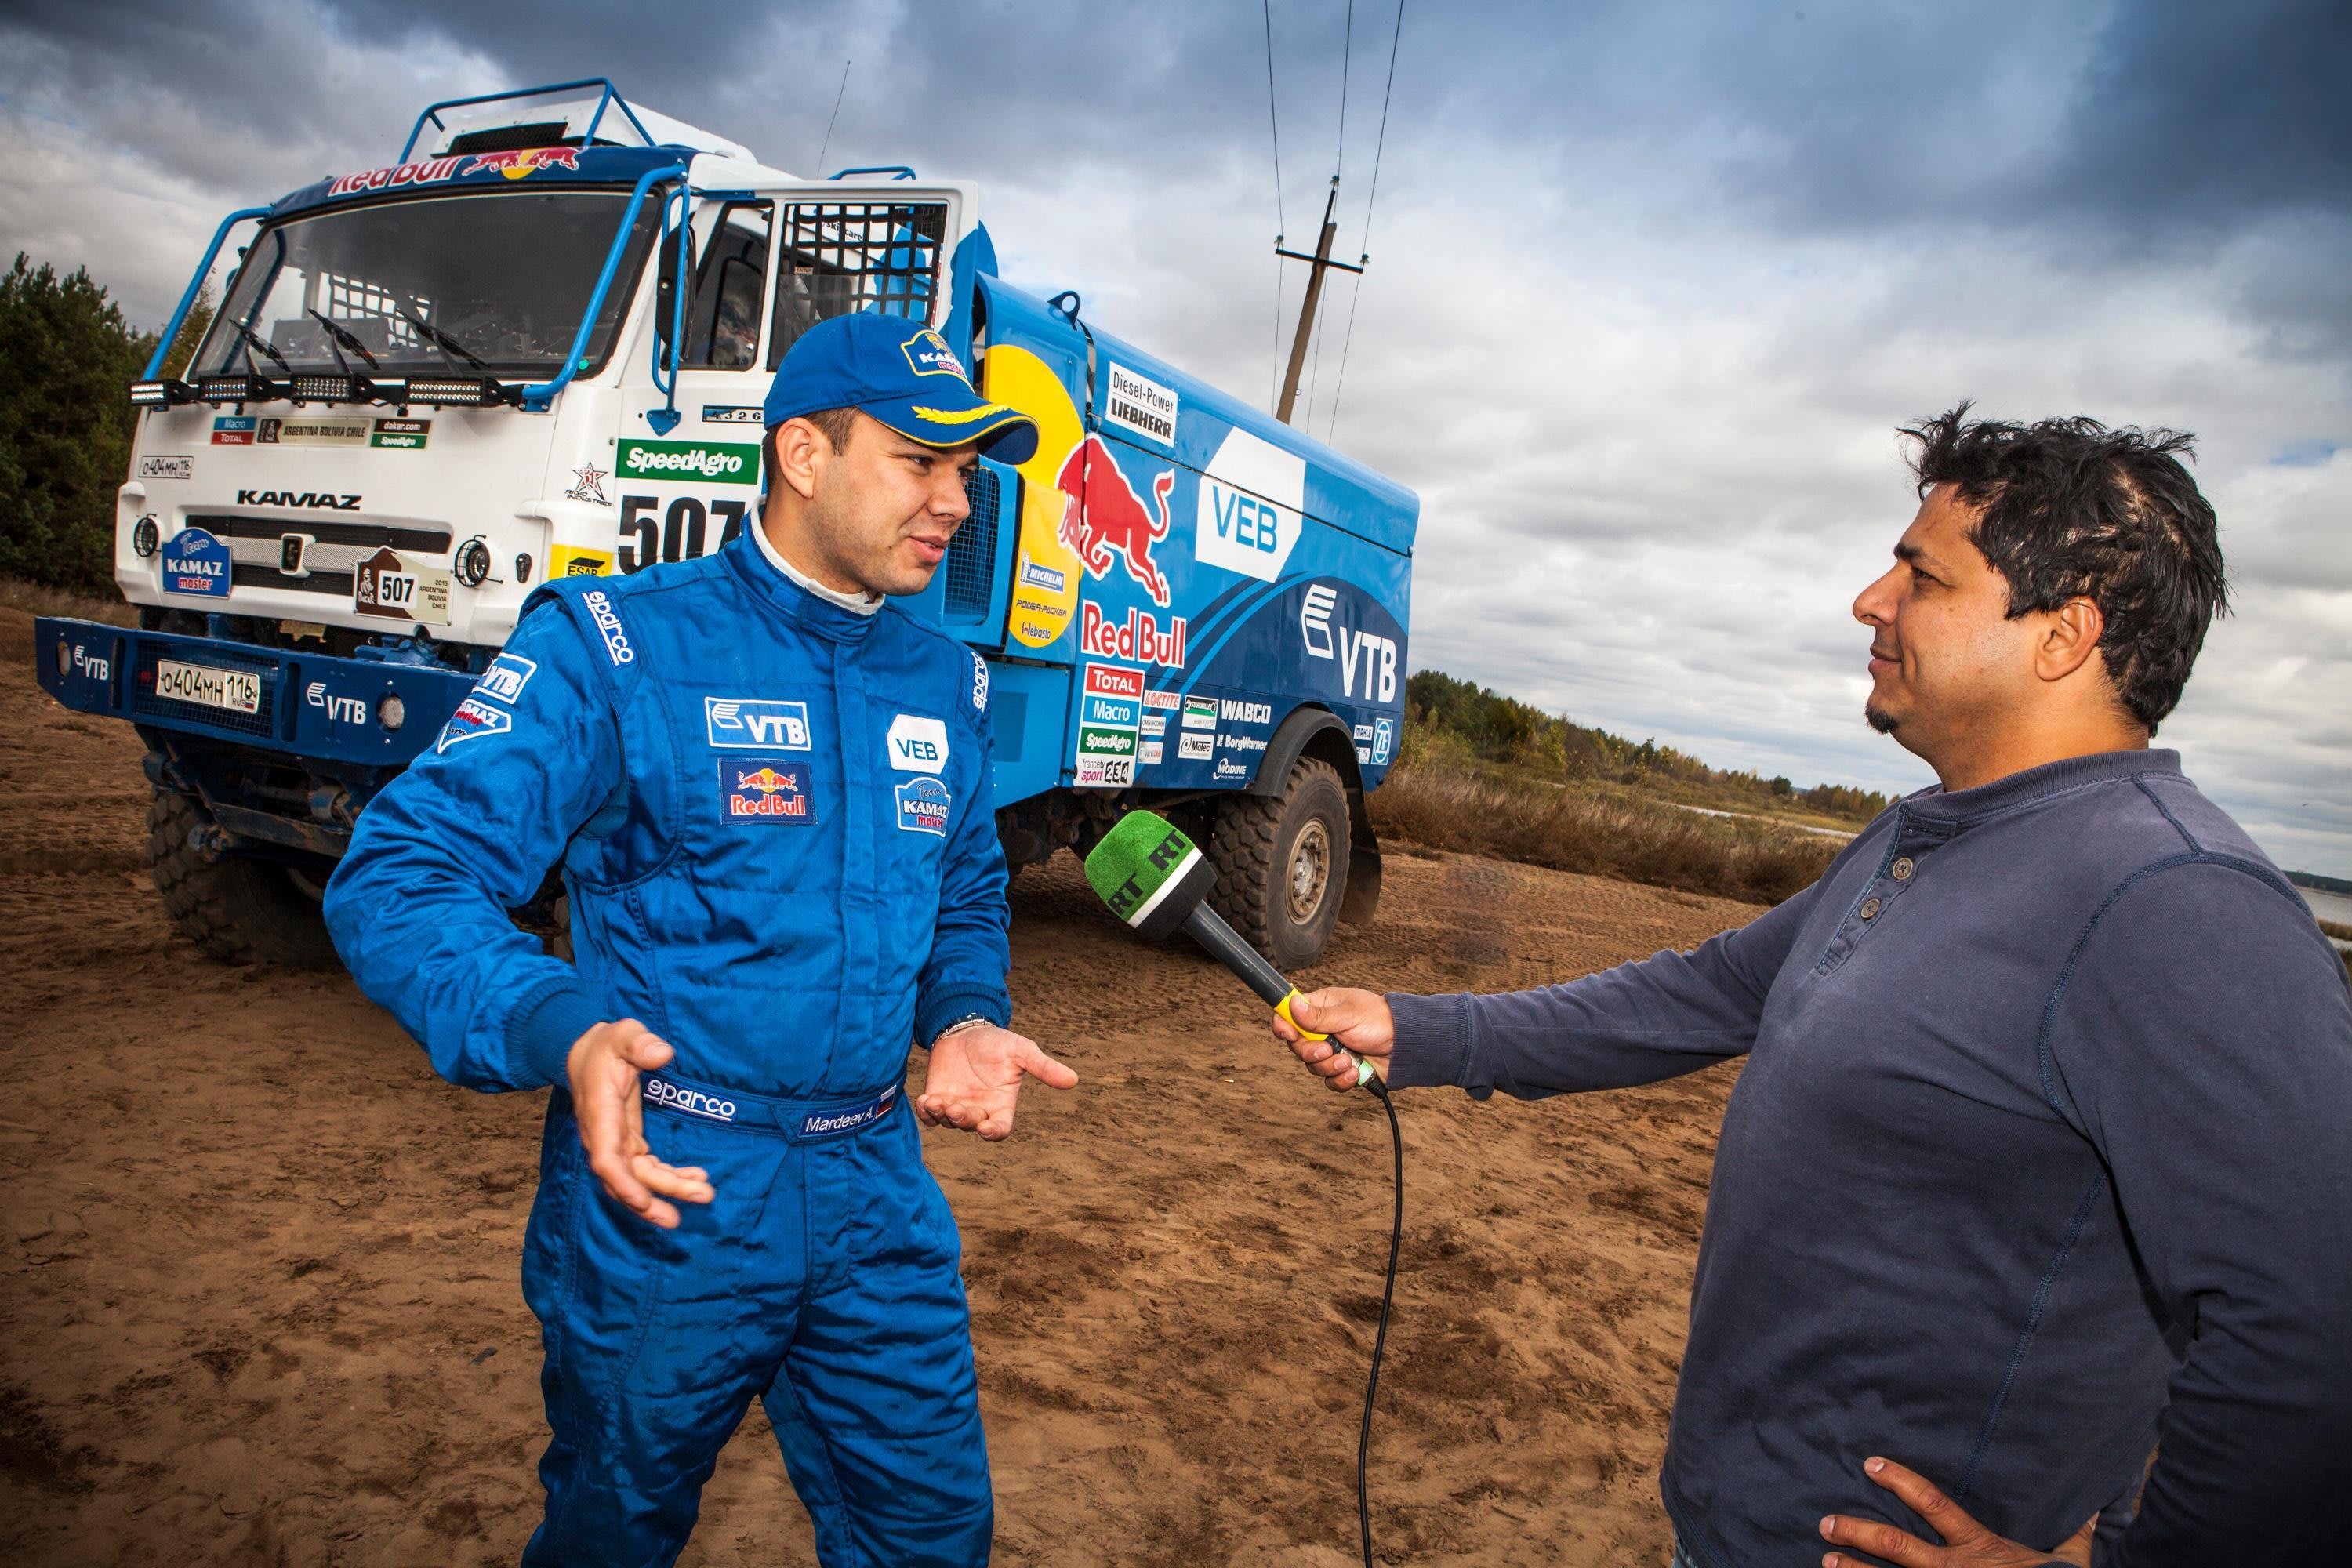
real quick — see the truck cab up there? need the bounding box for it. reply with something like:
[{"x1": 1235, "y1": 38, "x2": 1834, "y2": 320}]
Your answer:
[{"x1": 38, "y1": 80, "x2": 1417, "y2": 971}]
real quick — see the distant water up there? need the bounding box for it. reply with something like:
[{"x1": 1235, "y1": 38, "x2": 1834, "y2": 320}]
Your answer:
[{"x1": 2298, "y1": 884, "x2": 2352, "y2": 930}]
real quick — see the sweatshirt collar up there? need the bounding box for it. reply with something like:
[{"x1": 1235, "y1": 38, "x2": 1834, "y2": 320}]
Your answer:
[
  {"x1": 723, "y1": 524, "x2": 880, "y2": 642},
  {"x1": 1903, "y1": 746, "x2": 2180, "y2": 826}
]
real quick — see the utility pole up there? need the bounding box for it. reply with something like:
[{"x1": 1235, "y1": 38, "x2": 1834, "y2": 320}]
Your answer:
[{"x1": 1273, "y1": 176, "x2": 1364, "y2": 425}]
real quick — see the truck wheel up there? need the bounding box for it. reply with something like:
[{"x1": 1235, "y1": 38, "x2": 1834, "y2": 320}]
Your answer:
[
  {"x1": 1207, "y1": 757, "x2": 1351, "y2": 969},
  {"x1": 147, "y1": 787, "x2": 341, "y2": 969}
]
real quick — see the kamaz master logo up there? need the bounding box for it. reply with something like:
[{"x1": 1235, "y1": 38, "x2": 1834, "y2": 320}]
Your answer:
[{"x1": 237, "y1": 489, "x2": 361, "y2": 510}]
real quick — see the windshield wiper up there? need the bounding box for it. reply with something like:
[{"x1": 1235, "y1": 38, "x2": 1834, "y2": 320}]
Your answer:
[
  {"x1": 228, "y1": 318, "x2": 293, "y2": 377},
  {"x1": 307, "y1": 308, "x2": 383, "y2": 373},
  {"x1": 394, "y1": 303, "x2": 490, "y2": 371}
]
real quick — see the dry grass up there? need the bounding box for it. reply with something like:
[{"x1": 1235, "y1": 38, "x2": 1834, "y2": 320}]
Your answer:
[
  {"x1": 1371, "y1": 762, "x2": 1841, "y2": 906},
  {"x1": 0, "y1": 576, "x2": 137, "y2": 627}
]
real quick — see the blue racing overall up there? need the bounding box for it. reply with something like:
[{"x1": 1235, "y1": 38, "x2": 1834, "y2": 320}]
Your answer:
[{"x1": 325, "y1": 522, "x2": 1011, "y2": 1566}]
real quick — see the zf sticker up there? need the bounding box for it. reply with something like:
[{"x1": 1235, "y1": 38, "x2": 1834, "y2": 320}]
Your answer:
[
  {"x1": 895, "y1": 775, "x2": 952, "y2": 836},
  {"x1": 719, "y1": 759, "x2": 814, "y2": 824}
]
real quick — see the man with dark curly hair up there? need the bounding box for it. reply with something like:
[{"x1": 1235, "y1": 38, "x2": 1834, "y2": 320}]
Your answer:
[{"x1": 1278, "y1": 406, "x2": 2352, "y2": 1566}]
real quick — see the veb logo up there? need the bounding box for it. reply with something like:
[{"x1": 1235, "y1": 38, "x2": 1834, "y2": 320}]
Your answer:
[{"x1": 886, "y1": 713, "x2": 950, "y2": 775}]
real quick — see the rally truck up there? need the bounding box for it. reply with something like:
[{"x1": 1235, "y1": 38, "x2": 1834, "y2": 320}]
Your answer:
[{"x1": 32, "y1": 80, "x2": 1417, "y2": 971}]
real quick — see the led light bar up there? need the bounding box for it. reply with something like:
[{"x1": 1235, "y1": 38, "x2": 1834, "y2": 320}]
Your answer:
[
  {"x1": 197, "y1": 373, "x2": 279, "y2": 404},
  {"x1": 289, "y1": 373, "x2": 377, "y2": 405},
  {"x1": 397, "y1": 376, "x2": 511, "y2": 408},
  {"x1": 129, "y1": 379, "x2": 194, "y2": 408}
]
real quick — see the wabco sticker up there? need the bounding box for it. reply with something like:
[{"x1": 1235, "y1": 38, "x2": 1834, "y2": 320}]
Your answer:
[
  {"x1": 136, "y1": 454, "x2": 193, "y2": 480},
  {"x1": 719, "y1": 759, "x2": 814, "y2": 824},
  {"x1": 706, "y1": 697, "x2": 811, "y2": 750},
  {"x1": 564, "y1": 465, "x2": 612, "y2": 506},
  {"x1": 895, "y1": 775, "x2": 953, "y2": 836},
  {"x1": 1196, "y1": 427, "x2": 1307, "y2": 583},
  {"x1": 210, "y1": 416, "x2": 256, "y2": 445},
  {"x1": 159, "y1": 527, "x2": 232, "y2": 600},
  {"x1": 372, "y1": 417, "x2": 430, "y2": 449},
  {"x1": 476, "y1": 652, "x2": 537, "y2": 705},
  {"x1": 1181, "y1": 695, "x2": 1218, "y2": 731},
  {"x1": 436, "y1": 696, "x2": 512, "y2": 753},
  {"x1": 616, "y1": 438, "x2": 758, "y2": 485},
  {"x1": 887, "y1": 713, "x2": 949, "y2": 773},
  {"x1": 1103, "y1": 363, "x2": 1178, "y2": 446},
  {"x1": 354, "y1": 546, "x2": 450, "y2": 626},
  {"x1": 582, "y1": 590, "x2": 633, "y2": 664},
  {"x1": 1056, "y1": 434, "x2": 1174, "y2": 606},
  {"x1": 702, "y1": 405, "x2": 764, "y2": 425},
  {"x1": 643, "y1": 1076, "x2": 736, "y2": 1121},
  {"x1": 258, "y1": 416, "x2": 369, "y2": 447}
]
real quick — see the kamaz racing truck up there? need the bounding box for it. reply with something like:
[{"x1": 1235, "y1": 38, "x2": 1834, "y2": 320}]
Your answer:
[{"x1": 33, "y1": 81, "x2": 1417, "y2": 972}]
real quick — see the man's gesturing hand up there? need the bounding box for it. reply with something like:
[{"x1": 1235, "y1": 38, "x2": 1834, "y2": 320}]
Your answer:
[
  {"x1": 1272, "y1": 988, "x2": 1395, "y2": 1090},
  {"x1": 1820, "y1": 1457, "x2": 2094, "y2": 1568},
  {"x1": 567, "y1": 1018, "x2": 715, "y2": 1230},
  {"x1": 916, "y1": 1023, "x2": 1078, "y2": 1141}
]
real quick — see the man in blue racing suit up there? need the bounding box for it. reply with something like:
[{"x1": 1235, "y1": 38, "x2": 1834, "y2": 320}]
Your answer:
[{"x1": 325, "y1": 310, "x2": 1076, "y2": 1566}]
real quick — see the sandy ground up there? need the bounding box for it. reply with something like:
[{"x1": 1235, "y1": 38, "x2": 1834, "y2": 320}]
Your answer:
[{"x1": 0, "y1": 605, "x2": 1759, "y2": 1566}]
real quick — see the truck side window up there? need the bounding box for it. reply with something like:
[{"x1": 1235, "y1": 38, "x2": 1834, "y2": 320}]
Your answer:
[
  {"x1": 768, "y1": 200, "x2": 949, "y2": 369},
  {"x1": 684, "y1": 201, "x2": 772, "y2": 371}
]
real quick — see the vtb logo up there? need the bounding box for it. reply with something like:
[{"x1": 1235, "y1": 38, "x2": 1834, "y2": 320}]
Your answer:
[{"x1": 706, "y1": 696, "x2": 811, "y2": 750}]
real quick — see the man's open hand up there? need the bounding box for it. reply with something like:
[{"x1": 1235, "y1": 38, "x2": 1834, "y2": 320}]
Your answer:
[
  {"x1": 567, "y1": 1018, "x2": 715, "y2": 1229},
  {"x1": 1821, "y1": 1457, "x2": 2095, "y2": 1568},
  {"x1": 916, "y1": 1023, "x2": 1077, "y2": 1140},
  {"x1": 1272, "y1": 987, "x2": 1396, "y2": 1090}
]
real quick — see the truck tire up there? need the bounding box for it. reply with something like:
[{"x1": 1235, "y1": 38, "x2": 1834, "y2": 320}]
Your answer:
[
  {"x1": 147, "y1": 787, "x2": 341, "y2": 969},
  {"x1": 1207, "y1": 756, "x2": 1351, "y2": 969}
]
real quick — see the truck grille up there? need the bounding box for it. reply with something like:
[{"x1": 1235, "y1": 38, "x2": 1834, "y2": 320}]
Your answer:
[
  {"x1": 945, "y1": 468, "x2": 1000, "y2": 619},
  {"x1": 132, "y1": 641, "x2": 280, "y2": 740},
  {"x1": 230, "y1": 564, "x2": 358, "y2": 598},
  {"x1": 190, "y1": 514, "x2": 453, "y2": 554}
]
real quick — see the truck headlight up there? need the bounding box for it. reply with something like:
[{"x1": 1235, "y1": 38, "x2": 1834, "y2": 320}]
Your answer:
[
  {"x1": 377, "y1": 693, "x2": 405, "y2": 731},
  {"x1": 132, "y1": 515, "x2": 161, "y2": 557},
  {"x1": 455, "y1": 538, "x2": 492, "y2": 587}
]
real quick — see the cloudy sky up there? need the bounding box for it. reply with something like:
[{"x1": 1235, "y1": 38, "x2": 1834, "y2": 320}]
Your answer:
[{"x1": 5, "y1": 0, "x2": 2347, "y2": 874}]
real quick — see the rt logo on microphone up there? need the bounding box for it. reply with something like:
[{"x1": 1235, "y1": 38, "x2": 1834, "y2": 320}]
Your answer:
[{"x1": 1301, "y1": 583, "x2": 1398, "y2": 704}]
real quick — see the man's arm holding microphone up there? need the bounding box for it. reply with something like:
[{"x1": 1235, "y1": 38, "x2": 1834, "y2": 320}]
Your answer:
[{"x1": 1272, "y1": 876, "x2": 1818, "y2": 1091}]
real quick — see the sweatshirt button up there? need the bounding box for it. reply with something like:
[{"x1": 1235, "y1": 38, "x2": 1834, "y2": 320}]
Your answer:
[
  {"x1": 1891, "y1": 856, "x2": 1915, "y2": 880},
  {"x1": 1860, "y1": 897, "x2": 1882, "y2": 919}
]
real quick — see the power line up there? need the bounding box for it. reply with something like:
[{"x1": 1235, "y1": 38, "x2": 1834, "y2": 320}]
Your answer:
[
  {"x1": 815, "y1": 60, "x2": 851, "y2": 174},
  {"x1": 1306, "y1": 1, "x2": 1353, "y2": 430},
  {"x1": 1264, "y1": 0, "x2": 1287, "y2": 409},
  {"x1": 1327, "y1": 0, "x2": 1404, "y2": 444}
]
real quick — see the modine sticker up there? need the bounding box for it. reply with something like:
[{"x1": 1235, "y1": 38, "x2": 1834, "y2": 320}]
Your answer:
[
  {"x1": 1103, "y1": 362, "x2": 1178, "y2": 447},
  {"x1": 137, "y1": 455, "x2": 193, "y2": 481},
  {"x1": 1196, "y1": 427, "x2": 1306, "y2": 583},
  {"x1": 1074, "y1": 662, "x2": 1143, "y2": 789},
  {"x1": 615, "y1": 438, "x2": 759, "y2": 485}
]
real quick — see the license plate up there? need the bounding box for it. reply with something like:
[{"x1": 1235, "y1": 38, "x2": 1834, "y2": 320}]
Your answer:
[{"x1": 154, "y1": 659, "x2": 261, "y2": 714}]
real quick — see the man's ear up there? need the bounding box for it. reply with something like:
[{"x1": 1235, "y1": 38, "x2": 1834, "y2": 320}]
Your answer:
[
  {"x1": 2036, "y1": 595, "x2": 2107, "y2": 684},
  {"x1": 770, "y1": 418, "x2": 828, "y2": 503}
]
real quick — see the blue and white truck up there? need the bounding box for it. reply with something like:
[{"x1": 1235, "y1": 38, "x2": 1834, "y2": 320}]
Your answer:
[{"x1": 33, "y1": 81, "x2": 1417, "y2": 971}]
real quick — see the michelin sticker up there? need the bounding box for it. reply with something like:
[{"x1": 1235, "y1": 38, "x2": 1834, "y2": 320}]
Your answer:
[
  {"x1": 887, "y1": 713, "x2": 950, "y2": 774},
  {"x1": 1196, "y1": 427, "x2": 1306, "y2": 583},
  {"x1": 895, "y1": 775, "x2": 953, "y2": 836},
  {"x1": 437, "y1": 696, "x2": 512, "y2": 753},
  {"x1": 1103, "y1": 363, "x2": 1178, "y2": 447}
]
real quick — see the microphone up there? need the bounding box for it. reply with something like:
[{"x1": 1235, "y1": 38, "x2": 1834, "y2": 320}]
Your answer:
[{"x1": 1083, "y1": 810, "x2": 1377, "y2": 1087}]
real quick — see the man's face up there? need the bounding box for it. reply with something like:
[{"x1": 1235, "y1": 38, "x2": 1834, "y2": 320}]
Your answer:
[
  {"x1": 1851, "y1": 484, "x2": 2044, "y2": 754},
  {"x1": 801, "y1": 415, "x2": 978, "y2": 597}
]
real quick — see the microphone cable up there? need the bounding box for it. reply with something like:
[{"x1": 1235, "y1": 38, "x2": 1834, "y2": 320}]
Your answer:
[{"x1": 1353, "y1": 1074, "x2": 1403, "y2": 1567}]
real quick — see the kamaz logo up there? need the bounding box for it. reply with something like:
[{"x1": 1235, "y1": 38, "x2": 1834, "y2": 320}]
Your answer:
[{"x1": 236, "y1": 489, "x2": 361, "y2": 510}]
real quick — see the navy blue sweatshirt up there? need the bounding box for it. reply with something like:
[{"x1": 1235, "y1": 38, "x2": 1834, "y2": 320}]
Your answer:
[{"x1": 1386, "y1": 750, "x2": 2352, "y2": 1565}]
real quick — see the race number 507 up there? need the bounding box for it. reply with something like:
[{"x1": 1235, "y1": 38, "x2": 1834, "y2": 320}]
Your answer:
[{"x1": 619, "y1": 495, "x2": 751, "y2": 573}]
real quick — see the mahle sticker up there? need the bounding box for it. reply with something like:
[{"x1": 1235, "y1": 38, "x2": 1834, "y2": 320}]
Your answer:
[{"x1": 616, "y1": 438, "x2": 758, "y2": 486}]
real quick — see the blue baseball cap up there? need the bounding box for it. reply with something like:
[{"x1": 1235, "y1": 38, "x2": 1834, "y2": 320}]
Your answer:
[{"x1": 764, "y1": 312, "x2": 1038, "y2": 465}]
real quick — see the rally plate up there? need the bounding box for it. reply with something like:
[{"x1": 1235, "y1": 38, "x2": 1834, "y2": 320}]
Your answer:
[{"x1": 154, "y1": 659, "x2": 261, "y2": 715}]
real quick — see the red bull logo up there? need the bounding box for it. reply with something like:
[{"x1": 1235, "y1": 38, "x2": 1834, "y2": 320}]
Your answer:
[
  {"x1": 463, "y1": 146, "x2": 583, "y2": 180},
  {"x1": 325, "y1": 145, "x2": 583, "y2": 198},
  {"x1": 718, "y1": 759, "x2": 813, "y2": 823},
  {"x1": 1056, "y1": 434, "x2": 1174, "y2": 608}
]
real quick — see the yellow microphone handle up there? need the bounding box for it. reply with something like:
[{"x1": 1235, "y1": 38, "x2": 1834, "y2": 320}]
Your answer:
[{"x1": 1277, "y1": 991, "x2": 1378, "y2": 1087}]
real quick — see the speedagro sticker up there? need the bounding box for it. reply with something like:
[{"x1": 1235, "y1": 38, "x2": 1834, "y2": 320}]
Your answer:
[{"x1": 615, "y1": 438, "x2": 758, "y2": 486}]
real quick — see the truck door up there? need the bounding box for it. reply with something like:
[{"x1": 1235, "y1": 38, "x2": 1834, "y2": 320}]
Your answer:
[{"x1": 612, "y1": 180, "x2": 985, "y2": 588}]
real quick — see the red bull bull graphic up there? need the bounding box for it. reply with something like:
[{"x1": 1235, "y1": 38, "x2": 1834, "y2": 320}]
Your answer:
[
  {"x1": 717, "y1": 759, "x2": 814, "y2": 823},
  {"x1": 1056, "y1": 434, "x2": 1174, "y2": 608},
  {"x1": 323, "y1": 146, "x2": 583, "y2": 198}
]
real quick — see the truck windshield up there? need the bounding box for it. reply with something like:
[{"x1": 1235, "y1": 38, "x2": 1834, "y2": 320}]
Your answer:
[{"x1": 194, "y1": 190, "x2": 662, "y2": 382}]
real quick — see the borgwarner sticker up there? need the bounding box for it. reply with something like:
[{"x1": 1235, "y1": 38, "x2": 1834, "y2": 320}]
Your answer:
[
  {"x1": 582, "y1": 590, "x2": 633, "y2": 665},
  {"x1": 476, "y1": 652, "x2": 536, "y2": 705},
  {"x1": 887, "y1": 713, "x2": 949, "y2": 774},
  {"x1": 895, "y1": 775, "x2": 953, "y2": 836},
  {"x1": 706, "y1": 696, "x2": 811, "y2": 750},
  {"x1": 719, "y1": 759, "x2": 815, "y2": 824},
  {"x1": 437, "y1": 696, "x2": 512, "y2": 753}
]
